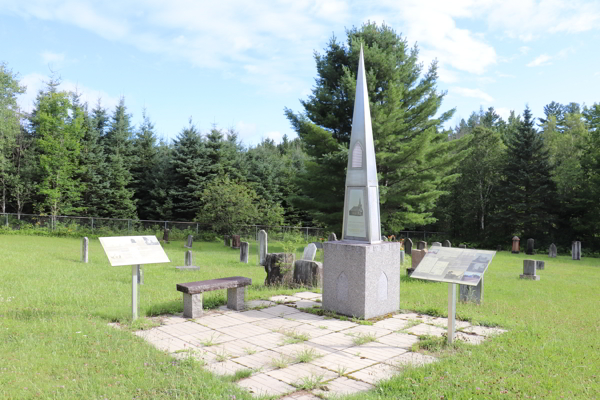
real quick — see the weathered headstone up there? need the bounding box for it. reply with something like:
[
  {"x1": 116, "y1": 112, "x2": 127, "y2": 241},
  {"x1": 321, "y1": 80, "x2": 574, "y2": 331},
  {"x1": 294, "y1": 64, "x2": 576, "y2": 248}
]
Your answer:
[
  {"x1": 572, "y1": 241, "x2": 581, "y2": 260},
  {"x1": 459, "y1": 244, "x2": 467, "y2": 249},
  {"x1": 312, "y1": 241, "x2": 323, "y2": 249},
  {"x1": 176, "y1": 250, "x2": 200, "y2": 270},
  {"x1": 302, "y1": 243, "x2": 317, "y2": 261},
  {"x1": 81, "y1": 237, "x2": 89, "y2": 263},
  {"x1": 162, "y1": 228, "x2": 170, "y2": 243},
  {"x1": 443, "y1": 240, "x2": 451, "y2": 247},
  {"x1": 231, "y1": 235, "x2": 241, "y2": 249},
  {"x1": 411, "y1": 249, "x2": 428, "y2": 269},
  {"x1": 258, "y1": 230, "x2": 268, "y2": 266},
  {"x1": 382, "y1": 235, "x2": 388, "y2": 241},
  {"x1": 526, "y1": 238, "x2": 534, "y2": 255},
  {"x1": 184, "y1": 235, "x2": 193, "y2": 248},
  {"x1": 520, "y1": 259, "x2": 540, "y2": 280},
  {"x1": 432, "y1": 241, "x2": 442, "y2": 247},
  {"x1": 535, "y1": 260, "x2": 545, "y2": 270},
  {"x1": 293, "y1": 260, "x2": 323, "y2": 287},
  {"x1": 322, "y1": 47, "x2": 400, "y2": 319},
  {"x1": 405, "y1": 238, "x2": 413, "y2": 255},
  {"x1": 400, "y1": 249, "x2": 405, "y2": 265},
  {"x1": 549, "y1": 243, "x2": 557, "y2": 258},
  {"x1": 459, "y1": 277, "x2": 484, "y2": 304},
  {"x1": 417, "y1": 241, "x2": 427, "y2": 250},
  {"x1": 328, "y1": 233, "x2": 337, "y2": 242},
  {"x1": 264, "y1": 253, "x2": 295, "y2": 285},
  {"x1": 240, "y1": 241, "x2": 249, "y2": 263},
  {"x1": 512, "y1": 236, "x2": 520, "y2": 254}
]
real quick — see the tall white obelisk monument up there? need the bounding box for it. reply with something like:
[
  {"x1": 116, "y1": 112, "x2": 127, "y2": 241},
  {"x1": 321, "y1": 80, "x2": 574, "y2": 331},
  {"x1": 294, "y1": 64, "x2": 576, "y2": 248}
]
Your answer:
[
  {"x1": 322, "y1": 45, "x2": 400, "y2": 319},
  {"x1": 342, "y1": 45, "x2": 382, "y2": 243}
]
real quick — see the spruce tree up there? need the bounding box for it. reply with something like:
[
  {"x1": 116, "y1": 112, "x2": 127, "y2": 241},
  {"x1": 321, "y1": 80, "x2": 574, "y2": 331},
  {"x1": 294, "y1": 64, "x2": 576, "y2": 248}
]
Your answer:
[
  {"x1": 285, "y1": 22, "x2": 469, "y2": 233},
  {"x1": 131, "y1": 109, "x2": 158, "y2": 220},
  {"x1": 147, "y1": 139, "x2": 174, "y2": 220},
  {"x1": 500, "y1": 106, "x2": 556, "y2": 241}
]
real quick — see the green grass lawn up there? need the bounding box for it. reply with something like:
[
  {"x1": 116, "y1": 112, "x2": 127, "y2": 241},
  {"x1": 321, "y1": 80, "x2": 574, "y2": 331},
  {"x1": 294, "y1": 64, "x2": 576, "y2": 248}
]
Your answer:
[{"x1": 0, "y1": 235, "x2": 598, "y2": 399}]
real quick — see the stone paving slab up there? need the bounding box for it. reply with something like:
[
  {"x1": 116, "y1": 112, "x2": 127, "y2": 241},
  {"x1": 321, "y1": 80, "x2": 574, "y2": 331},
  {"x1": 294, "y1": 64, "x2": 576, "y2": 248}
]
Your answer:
[
  {"x1": 343, "y1": 324, "x2": 393, "y2": 338},
  {"x1": 252, "y1": 317, "x2": 303, "y2": 331},
  {"x1": 385, "y1": 351, "x2": 437, "y2": 368},
  {"x1": 348, "y1": 362, "x2": 401, "y2": 385},
  {"x1": 455, "y1": 332, "x2": 486, "y2": 345},
  {"x1": 157, "y1": 321, "x2": 212, "y2": 336},
  {"x1": 293, "y1": 292, "x2": 322, "y2": 300},
  {"x1": 202, "y1": 339, "x2": 266, "y2": 358},
  {"x1": 308, "y1": 332, "x2": 356, "y2": 351},
  {"x1": 310, "y1": 350, "x2": 377, "y2": 373},
  {"x1": 293, "y1": 300, "x2": 321, "y2": 309},
  {"x1": 233, "y1": 349, "x2": 281, "y2": 371},
  {"x1": 270, "y1": 342, "x2": 333, "y2": 360},
  {"x1": 428, "y1": 317, "x2": 471, "y2": 329},
  {"x1": 279, "y1": 391, "x2": 321, "y2": 400},
  {"x1": 307, "y1": 318, "x2": 358, "y2": 332},
  {"x1": 270, "y1": 295, "x2": 303, "y2": 303},
  {"x1": 195, "y1": 314, "x2": 246, "y2": 330},
  {"x1": 227, "y1": 309, "x2": 277, "y2": 323},
  {"x1": 461, "y1": 325, "x2": 508, "y2": 336},
  {"x1": 405, "y1": 323, "x2": 447, "y2": 337},
  {"x1": 246, "y1": 300, "x2": 274, "y2": 308},
  {"x1": 243, "y1": 331, "x2": 288, "y2": 350},
  {"x1": 150, "y1": 337, "x2": 192, "y2": 353},
  {"x1": 284, "y1": 323, "x2": 334, "y2": 339},
  {"x1": 342, "y1": 341, "x2": 408, "y2": 362},
  {"x1": 285, "y1": 311, "x2": 325, "y2": 323},
  {"x1": 260, "y1": 304, "x2": 302, "y2": 316},
  {"x1": 377, "y1": 332, "x2": 420, "y2": 349},
  {"x1": 373, "y1": 317, "x2": 413, "y2": 331},
  {"x1": 238, "y1": 373, "x2": 296, "y2": 397},
  {"x1": 214, "y1": 323, "x2": 272, "y2": 339},
  {"x1": 266, "y1": 363, "x2": 337, "y2": 385},
  {"x1": 179, "y1": 330, "x2": 237, "y2": 346},
  {"x1": 312, "y1": 376, "x2": 373, "y2": 398},
  {"x1": 205, "y1": 359, "x2": 248, "y2": 375}
]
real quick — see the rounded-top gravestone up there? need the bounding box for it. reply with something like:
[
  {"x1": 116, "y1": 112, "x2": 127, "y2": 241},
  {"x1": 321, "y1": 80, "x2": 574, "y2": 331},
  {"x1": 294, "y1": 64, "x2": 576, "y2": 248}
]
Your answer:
[
  {"x1": 512, "y1": 236, "x2": 520, "y2": 254},
  {"x1": 526, "y1": 238, "x2": 534, "y2": 255}
]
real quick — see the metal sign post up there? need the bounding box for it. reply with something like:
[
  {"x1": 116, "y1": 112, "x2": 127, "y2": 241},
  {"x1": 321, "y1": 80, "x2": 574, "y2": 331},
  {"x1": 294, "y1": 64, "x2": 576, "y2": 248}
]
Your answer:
[
  {"x1": 448, "y1": 283, "x2": 457, "y2": 344},
  {"x1": 132, "y1": 264, "x2": 139, "y2": 320}
]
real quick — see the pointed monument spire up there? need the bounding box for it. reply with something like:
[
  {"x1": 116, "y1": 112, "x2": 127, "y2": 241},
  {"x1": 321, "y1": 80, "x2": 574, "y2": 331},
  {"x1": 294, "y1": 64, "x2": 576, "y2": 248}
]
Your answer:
[{"x1": 341, "y1": 44, "x2": 382, "y2": 243}]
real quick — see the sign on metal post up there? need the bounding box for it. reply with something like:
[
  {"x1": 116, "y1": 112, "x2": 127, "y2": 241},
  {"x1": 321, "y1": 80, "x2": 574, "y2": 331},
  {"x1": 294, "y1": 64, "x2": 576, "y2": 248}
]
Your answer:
[
  {"x1": 99, "y1": 236, "x2": 170, "y2": 320},
  {"x1": 410, "y1": 247, "x2": 496, "y2": 344}
]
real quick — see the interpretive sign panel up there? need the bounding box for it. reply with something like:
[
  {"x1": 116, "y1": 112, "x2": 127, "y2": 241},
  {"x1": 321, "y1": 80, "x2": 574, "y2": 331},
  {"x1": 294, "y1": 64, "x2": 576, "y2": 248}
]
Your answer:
[
  {"x1": 99, "y1": 236, "x2": 170, "y2": 266},
  {"x1": 410, "y1": 247, "x2": 495, "y2": 286}
]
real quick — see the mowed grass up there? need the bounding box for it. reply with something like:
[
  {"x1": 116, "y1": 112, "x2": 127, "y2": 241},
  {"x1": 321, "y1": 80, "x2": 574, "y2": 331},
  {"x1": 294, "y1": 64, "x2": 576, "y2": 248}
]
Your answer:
[{"x1": 0, "y1": 236, "x2": 598, "y2": 399}]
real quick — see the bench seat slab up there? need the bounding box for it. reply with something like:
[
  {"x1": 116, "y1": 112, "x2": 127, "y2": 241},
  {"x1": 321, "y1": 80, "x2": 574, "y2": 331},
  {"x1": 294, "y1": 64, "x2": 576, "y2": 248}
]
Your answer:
[{"x1": 177, "y1": 276, "x2": 251, "y2": 295}]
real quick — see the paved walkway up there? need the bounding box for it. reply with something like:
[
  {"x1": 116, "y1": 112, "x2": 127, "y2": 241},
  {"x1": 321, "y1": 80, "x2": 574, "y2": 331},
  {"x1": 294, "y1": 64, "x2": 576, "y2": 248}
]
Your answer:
[{"x1": 133, "y1": 292, "x2": 506, "y2": 399}]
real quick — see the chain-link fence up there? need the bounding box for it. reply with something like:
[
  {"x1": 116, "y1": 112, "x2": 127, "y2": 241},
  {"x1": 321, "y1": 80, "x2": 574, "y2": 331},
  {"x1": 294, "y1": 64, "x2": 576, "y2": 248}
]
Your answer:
[{"x1": 0, "y1": 213, "x2": 325, "y2": 242}]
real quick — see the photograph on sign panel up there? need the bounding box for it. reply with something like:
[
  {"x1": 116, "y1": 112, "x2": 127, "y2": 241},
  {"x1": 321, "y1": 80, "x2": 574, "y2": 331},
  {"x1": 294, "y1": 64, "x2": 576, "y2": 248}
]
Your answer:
[
  {"x1": 143, "y1": 236, "x2": 160, "y2": 246},
  {"x1": 428, "y1": 247, "x2": 440, "y2": 254},
  {"x1": 444, "y1": 270, "x2": 463, "y2": 280},
  {"x1": 473, "y1": 253, "x2": 493, "y2": 263},
  {"x1": 467, "y1": 262, "x2": 487, "y2": 273},
  {"x1": 461, "y1": 272, "x2": 481, "y2": 284}
]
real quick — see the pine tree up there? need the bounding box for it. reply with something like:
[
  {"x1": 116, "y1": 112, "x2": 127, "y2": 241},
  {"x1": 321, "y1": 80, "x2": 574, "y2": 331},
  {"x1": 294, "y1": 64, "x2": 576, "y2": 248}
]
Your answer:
[
  {"x1": 147, "y1": 139, "x2": 174, "y2": 220},
  {"x1": 285, "y1": 22, "x2": 469, "y2": 233},
  {"x1": 500, "y1": 106, "x2": 556, "y2": 241},
  {"x1": 131, "y1": 109, "x2": 158, "y2": 220}
]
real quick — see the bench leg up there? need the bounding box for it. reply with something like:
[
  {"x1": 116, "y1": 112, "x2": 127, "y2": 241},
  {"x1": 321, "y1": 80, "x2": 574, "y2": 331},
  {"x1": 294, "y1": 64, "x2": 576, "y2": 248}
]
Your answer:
[
  {"x1": 183, "y1": 293, "x2": 203, "y2": 318},
  {"x1": 227, "y1": 287, "x2": 245, "y2": 311}
]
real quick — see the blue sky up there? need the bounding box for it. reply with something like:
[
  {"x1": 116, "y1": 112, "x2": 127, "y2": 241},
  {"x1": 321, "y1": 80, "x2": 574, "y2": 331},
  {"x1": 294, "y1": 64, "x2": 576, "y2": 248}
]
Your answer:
[{"x1": 2, "y1": 1, "x2": 599, "y2": 146}]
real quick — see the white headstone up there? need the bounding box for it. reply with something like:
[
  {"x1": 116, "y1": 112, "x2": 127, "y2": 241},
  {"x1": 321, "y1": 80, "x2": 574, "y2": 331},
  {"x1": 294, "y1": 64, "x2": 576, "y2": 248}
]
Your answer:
[
  {"x1": 81, "y1": 237, "x2": 89, "y2": 263},
  {"x1": 258, "y1": 230, "x2": 268, "y2": 266},
  {"x1": 302, "y1": 243, "x2": 317, "y2": 261},
  {"x1": 341, "y1": 46, "x2": 381, "y2": 244}
]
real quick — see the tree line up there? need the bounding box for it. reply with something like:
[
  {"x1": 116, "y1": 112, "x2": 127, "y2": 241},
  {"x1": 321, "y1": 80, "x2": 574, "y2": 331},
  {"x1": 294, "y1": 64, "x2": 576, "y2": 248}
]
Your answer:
[{"x1": 1, "y1": 22, "x2": 599, "y2": 251}]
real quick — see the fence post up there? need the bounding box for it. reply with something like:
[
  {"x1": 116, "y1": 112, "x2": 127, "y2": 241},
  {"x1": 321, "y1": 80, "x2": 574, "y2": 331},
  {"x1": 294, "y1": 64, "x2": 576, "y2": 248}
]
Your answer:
[
  {"x1": 306, "y1": 227, "x2": 308, "y2": 242},
  {"x1": 5, "y1": 213, "x2": 7, "y2": 227},
  {"x1": 128, "y1": 219, "x2": 131, "y2": 235},
  {"x1": 196, "y1": 223, "x2": 198, "y2": 234},
  {"x1": 91, "y1": 218, "x2": 94, "y2": 234}
]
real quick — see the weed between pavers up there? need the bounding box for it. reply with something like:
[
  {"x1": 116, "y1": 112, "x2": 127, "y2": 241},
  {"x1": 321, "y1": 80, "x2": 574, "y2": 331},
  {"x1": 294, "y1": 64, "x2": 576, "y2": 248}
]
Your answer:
[
  {"x1": 280, "y1": 329, "x2": 311, "y2": 344},
  {"x1": 199, "y1": 333, "x2": 220, "y2": 347},
  {"x1": 271, "y1": 355, "x2": 291, "y2": 369},
  {"x1": 348, "y1": 332, "x2": 378, "y2": 346},
  {"x1": 243, "y1": 347, "x2": 256, "y2": 355},
  {"x1": 294, "y1": 348, "x2": 321, "y2": 363},
  {"x1": 293, "y1": 374, "x2": 327, "y2": 390}
]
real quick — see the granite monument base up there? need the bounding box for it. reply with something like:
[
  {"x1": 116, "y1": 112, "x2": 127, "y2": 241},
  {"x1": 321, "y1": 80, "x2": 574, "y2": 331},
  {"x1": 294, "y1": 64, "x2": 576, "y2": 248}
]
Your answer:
[{"x1": 323, "y1": 241, "x2": 400, "y2": 319}]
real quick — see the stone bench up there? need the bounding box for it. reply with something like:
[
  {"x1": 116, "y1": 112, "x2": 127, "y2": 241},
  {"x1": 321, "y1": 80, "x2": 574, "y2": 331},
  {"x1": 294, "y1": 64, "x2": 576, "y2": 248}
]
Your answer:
[{"x1": 176, "y1": 276, "x2": 251, "y2": 318}]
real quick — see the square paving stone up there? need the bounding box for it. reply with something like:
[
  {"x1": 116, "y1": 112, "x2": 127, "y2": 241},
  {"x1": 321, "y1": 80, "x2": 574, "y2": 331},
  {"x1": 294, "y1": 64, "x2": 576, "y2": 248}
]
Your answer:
[
  {"x1": 312, "y1": 377, "x2": 373, "y2": 397},
  {"x1": 151, "y1": 337, "x2": 193, "y2": 353},
  {"x1": 373, "y1": 318, "x2": 413, "y2": 331},
  {"x1": 252, "y1": 317, "x2": 303, "y2": 331},
  {"x1": 205, "y1": 359, "x2": 247, "y2": 375},
  {"x1": 271, "y1": 342, "x2": 333, "y2": 360},
  {"x1": 348, "y1": 362, "x2": 401, "y2": 385},
  {"x1": 342, "y1": 341, "x2": 408, "y2": 362},
  {"x1": 455, "y1": 332, "x2": 486, "y2": 345},
  {"x1": 385, "y1": 352, "x2": 437, "y2": 368},
  {"x1": 267, "y1": 362, "x2": 337, "y2": 385},
  {"x1": 279, "y1": 392, "x2": 321, "y2": 400},
  {"x1": 285, "y1": 311, "x2": 325, "y2": 323},
  {"x1": 260, "y1": 305, "x2": 302, "y2": 316},
  {"x1": 377, "y1": 332, "x2": 420, "y2": 349},
  {"x1": 285, "y1": 323, "x2": 334, "y2": 339},
  {"x1": 393, "y1": 312, "x2": 425, "y2": 320},
  {"x1": 203, "y1": 339, "x2": 266, "y2": 358},
  {"x1": 157, "y1": 321, "x2": 212, "y2": 337},
  {"x1": 405, "y1": 323, "x2": 447, "y2": 337},
  {"x1": 461, "y1": 326, "x2": 507, "y2": 336},
  {"x1": 243, "y1": 332, "x2": 288, "y2": 350},
  {"x1": 196, "y1": 314, "x2": 246, "y2": 330},
  {"x1": 159, "y1": 315, "x2": 186, "y2": 325},
  {"x1": 428, "y1": 317, "x2": 471, "y2": 329},
  {"x1": 188, "y1": 349, "x2": 219, "y2": 364},
  {"x1": 214, "y1": 323, "x2": 272, "y2": 339},
  {"x1": 179, "y1": 330, "x2": 237, "y2": 347},
  {"x1": 307, "y1": 318, "x2": 358, "y2": 332},
  {"x1": 310, "y1": 351, "x2": 377, "y2": 373},
  {"x1": 246, "y1": 300, "x2": 274, "y2": 308},
  {"x1": 308, "y1": 332, "x2": 356, "y2": 350},
  {"x1": 293, "y1": 300, "x2": 321, "y2": 309},
  {"x1": 227, "y1": 309, "x2": 276, "y2": 324},
  {"x1": 343, "y1": 325, "x2": 392, "y2": 338},
  {"x1": 294, "y1": 292, "x2": 322, "y2": 300},
  {"x1": 238, "y1": 373, "x2": 295, "y2": 397},
  {"x1": 233, "y1": 349, "x2": 282, "y2": 371},
  {"x1": 269, "y1": 295, "x2": 302, "y2": 303},
  {"x1": 135, "y1": 328, "x2": 173, "y2": 341}
]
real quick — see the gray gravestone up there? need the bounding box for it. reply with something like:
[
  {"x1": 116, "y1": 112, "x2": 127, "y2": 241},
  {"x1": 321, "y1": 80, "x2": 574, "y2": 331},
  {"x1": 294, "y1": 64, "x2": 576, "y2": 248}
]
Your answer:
[
  {"x1": 459, "y1": 277, "x2": 484, "y2": 305},
  {"x1": 312, "y1": 241, "x2": 323, "y2": 249},
  {"x1": 572, "y1": 241, "x2": 581, "y2": 260},
  {"x1": 549, "y1": 243, "x2": 557, "y2": 258},
  {"x1": 443, "y1": 240, "x2": 451, "y2": 247},
  {"x1": 322, "y1": 47, "x2": 400, "y2": 319},
  {"x1": 400, "y1": 250, "x2": 405, "y2": 265},
  {"x1": 293, "y1": 260, "x2": 323, "y2": 287},
  {"x1": 432, "y1": 241, "x2": 442, "y2": 247},
  {"x1": 258, "y1": 230, "x2": 268, "y2": 266},
  {"x1": 240, "y1": 241, "x2": 249, "y2": 263},
  {"x1": 520, "y1": 259, "x2": 540, "y2": 280},
  {"x1": 535, "y1": 260, "x2": 545, "y2": 270},
  {"x1": 328, "y1": 233, "x2": 337, "y2": 242},
  {"x1": 176, "y1": 250, "x2": 199, "y2": 270},
  {"x1": 302, "y1": 243, "x2": 317, "y2": 261},
  {"x1": 526, "y1": 238, "x2": 534, "y2": 255},
  {"x1": 184, "y1": 235, "x2": 193, "y2": 248},
  {"x1": 382, "y1": 235, "x2": 388, "y2": 241},
  {"x1": 264, "y1": 253, "x2": 295, "y2": 285},
  {"x1": 459, "y1": 244, "x2": 467, "y2": 249},
  {"x1": 405, "y1": 238, "x2": 413, "y2": 255},
  {"x1": 81, "y1": 237, "x2": 89, "y2": 263},
  {"x1": 417, "y1": 241, "x2": 427, "y2": 250},
  {"x1": 163, "y1": 228, "x2": 170, "y2": 243}
]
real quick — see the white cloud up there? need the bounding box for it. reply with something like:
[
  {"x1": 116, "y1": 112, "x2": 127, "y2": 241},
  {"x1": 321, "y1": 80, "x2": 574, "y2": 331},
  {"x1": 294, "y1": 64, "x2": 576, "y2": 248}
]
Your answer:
[
  {"x1": 265, "y1": 131, "x2": 284, "y2": 143},
  {"x1": 526, "y1": 54, "x2": 552, "y2": 67},
  {"x1": 519, "y1": 46, "x2": 530, "y2": 55},
  {"x1": 451, "y1": 87, "x2": 494, "y2": 103},
  {"x1": 495, "y1": 107, "x2": 512, "y2": 121},
  {"x1": 17, "y1": 72, "x2": 120, "y2": 113},
  {"x1": 40, "y1": 51, "x2": 65, "y2": 65}
]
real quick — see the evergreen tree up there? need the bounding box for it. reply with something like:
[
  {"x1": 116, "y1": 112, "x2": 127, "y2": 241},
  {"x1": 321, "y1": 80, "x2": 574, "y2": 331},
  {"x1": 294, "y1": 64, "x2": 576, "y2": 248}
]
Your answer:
[
  {"x1": 285, "y1": 22, "x2": 469, "y2": 233},
  {"x1": 580, "y1": 103, "x2": 600, "y2": 247},
  {"x1": 499, "y1": 106, "x2": 556, "y2": 241},
  {"x1": 147, "y1": 139, "x2": 174, "y2": 220},
  {"x1": 131, "y1": 109, "x2": 158, "y2": 220}
]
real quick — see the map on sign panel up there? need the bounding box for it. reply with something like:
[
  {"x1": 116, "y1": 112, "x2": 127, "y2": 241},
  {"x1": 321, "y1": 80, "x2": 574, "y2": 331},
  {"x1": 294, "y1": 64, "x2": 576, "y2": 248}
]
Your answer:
[
  {"x1": 410, "y1": 247, "x2": 496, "y2": 286},
  {"x1": 99, "y1": 236, "x2": 170, "y2": 266}
]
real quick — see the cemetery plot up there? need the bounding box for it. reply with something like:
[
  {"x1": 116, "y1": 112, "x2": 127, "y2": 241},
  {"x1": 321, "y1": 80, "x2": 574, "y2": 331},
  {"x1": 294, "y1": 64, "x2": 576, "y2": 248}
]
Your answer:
[{"x1": 410, "y1": 247, "x2": 495, "y2": 286}]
